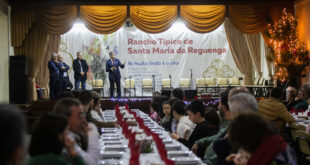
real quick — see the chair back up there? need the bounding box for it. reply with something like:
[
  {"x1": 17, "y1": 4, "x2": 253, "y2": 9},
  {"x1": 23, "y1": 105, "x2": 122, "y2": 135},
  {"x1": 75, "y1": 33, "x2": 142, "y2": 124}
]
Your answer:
[
  {"x1": 142, "y1": 79, "x2": 152, "y2": 87},
  {"x1": 196, "y1": 78, "x2": 206, "y2": 87},
  {"x1": 125, "y1": 79, "x2": 135, "y2": 88},
  {"x1": 230, "y1": 78, "x2": 240, "y2": 86},
  {"x1": 162, "y1": 79, "x2": 171, "y2": 87},
  {"x1": 180, "y1": 78, "x2": 190, "y2": 87},
  {"x1": 205, "y1": 78, "x2": 216, "y2": 86},
  {"x1": 218, "y1": 78, "x2": 229, "y2": 86}
]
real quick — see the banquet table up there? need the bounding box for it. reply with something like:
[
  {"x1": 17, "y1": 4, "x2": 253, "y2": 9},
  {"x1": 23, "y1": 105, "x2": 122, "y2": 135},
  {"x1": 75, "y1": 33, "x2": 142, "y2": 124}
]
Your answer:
[{"x1": 99, "y1": 107, "x2": 205, "y2": 165}]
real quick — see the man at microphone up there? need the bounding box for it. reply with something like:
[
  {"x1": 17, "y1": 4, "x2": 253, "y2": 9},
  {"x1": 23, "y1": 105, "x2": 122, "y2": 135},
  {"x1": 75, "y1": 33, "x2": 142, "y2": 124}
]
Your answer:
[{"x1": 106, "y1": 52, "x2": 125, "y2": 98}]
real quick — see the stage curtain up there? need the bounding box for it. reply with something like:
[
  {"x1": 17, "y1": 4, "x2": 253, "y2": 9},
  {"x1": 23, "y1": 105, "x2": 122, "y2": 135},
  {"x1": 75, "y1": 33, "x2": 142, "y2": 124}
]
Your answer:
[
  {"x1": 14, "y1": 24, "x2": 50, "y2": 101},
  {"x1": 36, "y1": 5, "x2": 77, "y2": 35},
  {"x1": 180, "y1": 5, "x2": 226, "y2": 33},
  {"x1": 228, "y1": 5, "x2": 269, "y2": 34},
  {"x1": 130, "y1": 5, "x2": 177, "y2": 33},
  {"x1": 11, "y1": 6, "x2": 36, "y2": 47},
  {"x1": 245, "y1": 33, "x2": 262, "y2": 78},
  {"x1": 80, "y1": 6, "x2": 127, "y2": 34},
  {"x1": 36, "y1": 35, "x2": 61, "y2": 99},
  {"x1": 264, "y1": 42, "x2": 274, "y2": 79},
  {"x1": 224, "y1": 19, "x2": 253, "y2": 85}
]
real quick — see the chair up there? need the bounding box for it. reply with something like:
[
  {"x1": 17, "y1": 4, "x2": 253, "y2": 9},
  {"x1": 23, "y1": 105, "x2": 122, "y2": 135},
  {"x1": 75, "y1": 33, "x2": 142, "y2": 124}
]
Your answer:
[
  {"x1": 92, "y1": 80, "x2": 104, "y2": 97},
  {"x1": 180, "y1": 78, "x2": 190, "y2": 89},
  {"x1": 258, "y1": 78, "x2": 265, "y2": 86},
  {"x1": 142, "y1": 79, "x2": 153, "y2": 96},
  {"x1": 205, "y1": 78, "x2": 217, "y2": 96},
  {"x1": 196, "y1": 78, "x2": 206, "y2": 95},
  {"x1": 295, "y1": 130, "x2": 310, "y2": 162},
  {"x1": 218, "y1": 78, "x2": 229, "y2": 86},
  {"x1": 230, "y1": 78, "x2": 240, "y2": 86},
  {"x1": 124, "y1": 79, "x2": 136, "y2": 97},
  {"x1": 162, "y1": 79, "x2": 172, "y2": 89},
  {"x1": 289, "y1": 123, "x2": 307, "y2": 142}
]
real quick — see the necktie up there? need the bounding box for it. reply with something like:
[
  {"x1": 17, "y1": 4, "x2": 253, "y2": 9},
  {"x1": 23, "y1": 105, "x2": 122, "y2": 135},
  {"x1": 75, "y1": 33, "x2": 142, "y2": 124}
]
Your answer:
[{"x1": 112, "y1": 60, "x2": 114, "y2": 65}]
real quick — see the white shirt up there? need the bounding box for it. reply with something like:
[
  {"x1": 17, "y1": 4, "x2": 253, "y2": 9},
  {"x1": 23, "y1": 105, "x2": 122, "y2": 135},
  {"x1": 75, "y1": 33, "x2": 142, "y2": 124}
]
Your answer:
[
  {"x1": 79, "y1": 60, "x2": 83, "y2": 72},
  {"x1": 90, "y1": 109, "x2": 104, "y2": 122},
  {"x1": 66, "y1": 123, "x2": 100, "y2": 165},
  {"x1": 176, "y1": 116, "x2": 196, "y2": 140}
]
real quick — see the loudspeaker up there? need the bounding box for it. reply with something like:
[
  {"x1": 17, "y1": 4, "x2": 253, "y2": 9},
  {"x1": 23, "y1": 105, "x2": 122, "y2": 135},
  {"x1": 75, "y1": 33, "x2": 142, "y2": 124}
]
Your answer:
[
  {"x1": 9, "y1": 56, "x2": 28, "y2": 76},
  {"x1": 161, "y1": 89, "x2": 171, "y2": 98},
  {"x1": 9, "y1": 56, "x2": 28, "y2": 104},
  {"x1": 185, "y1": 90, "x2": 197, "y2": 99},
  {"x1": 9, "y1": 75, "x2": 28, "y2": 104}
]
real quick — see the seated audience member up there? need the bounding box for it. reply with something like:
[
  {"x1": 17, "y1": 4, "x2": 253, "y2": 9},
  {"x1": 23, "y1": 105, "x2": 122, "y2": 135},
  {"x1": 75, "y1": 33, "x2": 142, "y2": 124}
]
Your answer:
[
  {"x1": 57, "y1": 91, "x2": 75, "y2": 100},
  {"x1": 259, "y1": 87, "x2": 295, "y2": 135},
  {"x1": 149, "y1": 102, "x2": 160, "y2": 121},
  {"x1": 0, "y1": 104, "x2": 26, "y2": 165},
  {"x1": 163, "y1": 98, "x2": 179, "y2": 132},
  {"x1": 203, "y1": 92, "x2": 258, "y2": 165},
  {"x1": 171, "y1": 88, "x2": 184, "y2": 100},
  {"x1": 71, "y1": 90, "x2": 82, "y2": 98},
  {"x1": 89, "y1": 91, "x2": 115, "y2": 128},
  {"x1": 170, "y1": 100, "x2": 218, "y2": 150},
  {"x1": 27, "y1": 114, "x2": 86, "y2": 165},
  {"x1": 53, "y1": 98, "x2": 100, "y2": 165},
  {"x1": 204, "y1": 107, "x2": 221, "y2": 129},
  {"x1": 78, "y1": 90, "x2": 94, "y2": 121},
  {"x1": 160, "y1": 101, "x2": 172, "y2": 127},
  {"x1": 294, "y1": 85, "x2": 310, "y2": 111},
  {"x1": 192, "y1": 91, "x2": 231, "y2": 159},
  {"x1": 173, "y1": 100, "x2": 196, "y2": 140},
  {"x1": 226, "y1": 112, "x2": 297, "y2": 165},
  {"x1": 285, "y1": 86, "x2": 300, "y2": 111},
  {"x1": 152, "y1": 95, "x2": 165, "y2": 119}
]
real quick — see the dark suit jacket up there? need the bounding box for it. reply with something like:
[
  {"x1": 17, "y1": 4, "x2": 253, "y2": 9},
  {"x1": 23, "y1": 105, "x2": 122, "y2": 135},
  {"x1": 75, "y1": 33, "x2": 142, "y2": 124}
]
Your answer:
[
  {"x1": 106, "y1": 58, "x2": 124, "y2": 80},
  {"x1": 73, "y1": 59, "x2": 89, "y2": 81},
  {"x1": 48, "y1": 60, "x2": 60, "y2": 78},
  {"x1": 59, "y1": 62, "x2": 70, "y2": 78}
]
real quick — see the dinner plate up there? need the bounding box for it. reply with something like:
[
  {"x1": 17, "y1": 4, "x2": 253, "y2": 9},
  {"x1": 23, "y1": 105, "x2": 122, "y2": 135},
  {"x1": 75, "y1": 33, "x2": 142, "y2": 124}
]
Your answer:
[
  {"x1": 170, "y1": 157, "x2": 200, "y2": 165},
  {"x1": 101, "y1": 151, "x2": 124, "y2": 159},
  {"x1": 101, "y1": 128, "x2": 117, "y2": 133},
  {"x1": 168, "y1": 151, "x2": 190, "y2": 157},
  {"x1": 101, "y1": 137, "x2": 122, "y2": 141},
  {"x1": 165, "y1": 144, "x2": 182, "y2": 151},
  {"x1": 101, "y1": 133, "x2": 119, "y2": 137},
  {"x1": 100, "y1": 159, "x2": 123, "y2": 165},
  {"x1": 103, "y1": 145, "x2": 127, "y2": 151},
  {"x1": 102, "y1": 141, "x2": 123, "y2": 145}
]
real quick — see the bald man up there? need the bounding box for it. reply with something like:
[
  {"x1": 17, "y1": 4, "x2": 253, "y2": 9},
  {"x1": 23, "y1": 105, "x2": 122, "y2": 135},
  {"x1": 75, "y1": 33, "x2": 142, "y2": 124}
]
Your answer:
[
  {"x1": 48, "y1": 53, "x2": 60, "y2": 99},
  {"x1": 58, "y1": 54, "x2": 72, "y2": 92}
]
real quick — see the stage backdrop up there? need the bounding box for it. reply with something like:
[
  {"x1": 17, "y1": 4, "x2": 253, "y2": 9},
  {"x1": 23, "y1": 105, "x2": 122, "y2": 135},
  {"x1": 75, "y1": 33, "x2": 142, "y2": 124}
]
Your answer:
[{"x1": 60, "y1": 22, "x2": 241, "y2": 96}]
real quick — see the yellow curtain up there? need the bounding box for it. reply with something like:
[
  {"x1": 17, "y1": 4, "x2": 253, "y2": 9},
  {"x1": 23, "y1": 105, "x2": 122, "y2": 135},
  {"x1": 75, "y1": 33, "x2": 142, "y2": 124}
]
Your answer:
[
  {"x1": 130, "y1": 5, "x2": 177, "y2": 33},
  {"x1": 14, "y1": 24, "x2": 50, "y2": 101},
  {"x1": 228, "y1": 5, "x2": 269, "y2": 34},
  {"x1": 11, "y1": 6, "x2": 36, "y2": 47},
  {"x1": 180, "y1": 5, "x2": 226, "y2": 33},
  {"x1": 36, "y1": 35, "x2": 61, "y2": 98},
  {"x1": 224, "y1": 19, "x2": 253, "y2": 85},
  {"x1": 80, "y1": 6, "x2": 127, "y2": 34},
  {"x1": 245, "y1": 33, "x2": 262, "y2": 77},
  {"x1": 36, "y1": 5, "x2": 77, "y2": 35}
]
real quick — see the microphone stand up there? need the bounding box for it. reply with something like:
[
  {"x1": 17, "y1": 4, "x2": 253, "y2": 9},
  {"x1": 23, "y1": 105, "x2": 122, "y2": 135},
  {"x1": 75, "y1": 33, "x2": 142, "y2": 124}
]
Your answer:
[
  {"x1": 190, "y1": 69, "x2": 193, "y2": 89},
  {"x1": 152, "y1": 75, "x2": 155, "y2": 92},
  {"x1": 169, "y1": 74, "x2": 172, "y2": 89},
  {"x1": 129, "y1": 76, "x2": 132, "y2": 97}
]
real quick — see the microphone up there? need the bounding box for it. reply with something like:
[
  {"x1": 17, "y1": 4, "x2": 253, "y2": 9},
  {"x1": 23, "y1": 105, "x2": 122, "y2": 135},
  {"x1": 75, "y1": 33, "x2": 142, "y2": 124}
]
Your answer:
[
  {"x1": 190, "y1": 68, "x2": 192, "y2": 72},
  {"x1": 169, "y1": 74, "x2": 171, "y2": 79},
  {"x1": 152, "y1": 74, "x2": 155, "y2": 78}
]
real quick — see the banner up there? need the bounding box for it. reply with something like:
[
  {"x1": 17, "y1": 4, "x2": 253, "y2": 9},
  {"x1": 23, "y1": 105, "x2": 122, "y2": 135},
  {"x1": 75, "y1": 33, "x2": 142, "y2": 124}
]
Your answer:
[{"x1": 60, "y1": 23, "x2": 240, "y2": 96}]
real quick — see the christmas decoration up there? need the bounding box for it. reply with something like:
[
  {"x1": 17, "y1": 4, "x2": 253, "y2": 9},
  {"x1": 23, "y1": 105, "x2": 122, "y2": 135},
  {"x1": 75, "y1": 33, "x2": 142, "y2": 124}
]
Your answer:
[{"x1": 264, "y1": 8, "x2": 309, "y2": 85}]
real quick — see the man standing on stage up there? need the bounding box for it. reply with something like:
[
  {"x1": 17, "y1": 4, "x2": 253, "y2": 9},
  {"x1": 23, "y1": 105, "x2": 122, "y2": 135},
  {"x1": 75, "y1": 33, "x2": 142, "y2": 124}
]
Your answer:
[
  {"x1": 73, "y1": 52, "x2": 89, "y2": 90},
  {"x1": 58, "y1": 54, "x2": 72, "y2": 91},
  {"x1": 106, "y1": 52, "x2": 125, "y2": 98},
  {"x1": 48, "y1": 52, "x2": 60, "y2": 99}
]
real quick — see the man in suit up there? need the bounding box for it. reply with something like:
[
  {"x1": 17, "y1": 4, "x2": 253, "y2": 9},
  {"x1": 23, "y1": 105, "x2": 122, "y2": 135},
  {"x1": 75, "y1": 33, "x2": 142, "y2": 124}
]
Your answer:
[
  {"x1": 58, "y1": 54, "x2": 72, "y2": 91},
  {"x1": 48, "y1": 52, "x2": 60, "y2": 99},
  {"x1": 73, "y1": 52, "x2": 89, "y2": 90},
  {"x1": 106, "y1": 52, "x2": 125, "y2": 98}
]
